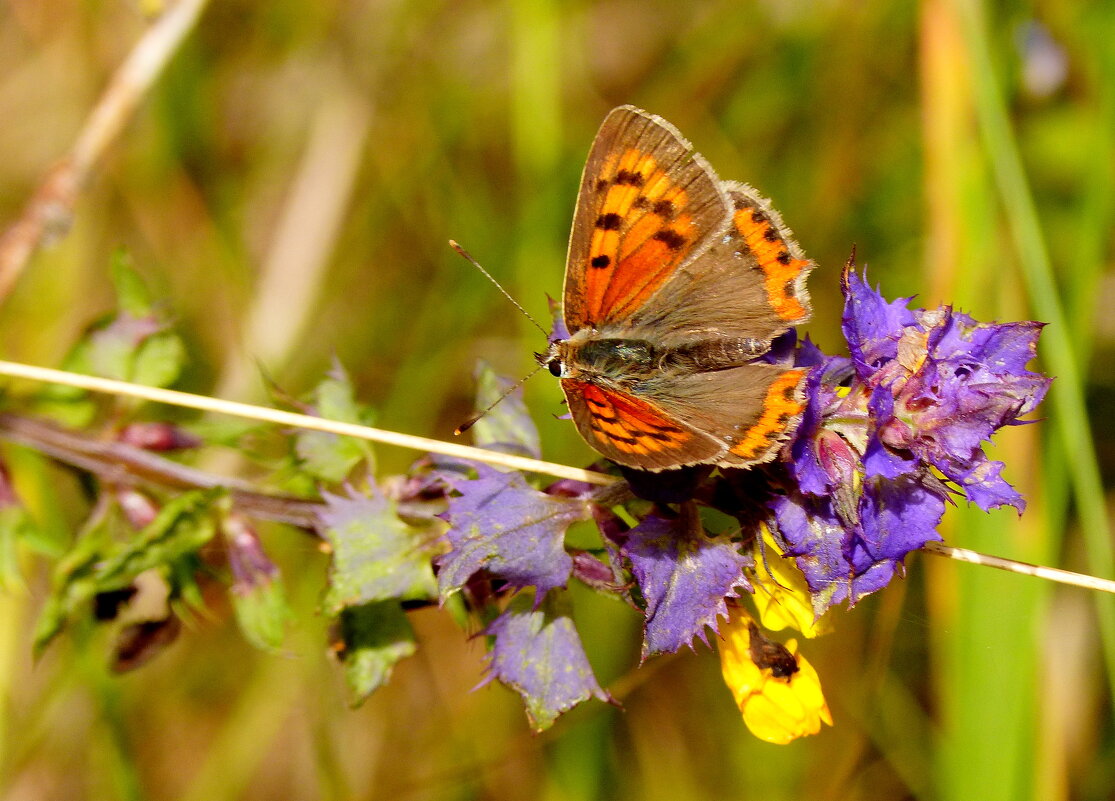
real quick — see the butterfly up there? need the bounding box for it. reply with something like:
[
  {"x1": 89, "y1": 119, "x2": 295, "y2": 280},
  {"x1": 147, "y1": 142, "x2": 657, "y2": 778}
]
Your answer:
[{"x1": 539, "y1": 106, "x2": 814, "y2": 472}]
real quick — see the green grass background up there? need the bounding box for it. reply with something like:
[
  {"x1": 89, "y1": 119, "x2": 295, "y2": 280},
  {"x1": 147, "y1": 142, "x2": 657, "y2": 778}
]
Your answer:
[{"x1": 1, "y1": 0, "x2": 1113, "y2": 798}]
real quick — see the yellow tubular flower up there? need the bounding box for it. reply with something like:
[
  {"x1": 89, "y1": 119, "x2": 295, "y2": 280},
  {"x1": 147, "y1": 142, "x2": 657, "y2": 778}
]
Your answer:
[
  {"x1": 751, "y1": 524, "x2": 831, "y2": 638},
  {"x1": 719, "y1": 609, "x2": 833, "y2": 744}
]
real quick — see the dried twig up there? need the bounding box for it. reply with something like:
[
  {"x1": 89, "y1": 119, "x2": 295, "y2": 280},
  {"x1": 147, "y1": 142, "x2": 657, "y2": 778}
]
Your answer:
[
  {"x1": 0, "y1": 0, "x2": 210, "y2": 299},
  {"x1": 0, "y1": 413, "x2": 321, "y2": 529}
]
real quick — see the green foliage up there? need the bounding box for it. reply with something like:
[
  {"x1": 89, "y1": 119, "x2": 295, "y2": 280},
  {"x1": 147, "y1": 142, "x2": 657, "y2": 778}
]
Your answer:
[
  {"x1": 34, "y1": 260, "x2": 187, "y2": 426},
  {"x1": 291, "y1": 363, "x2": 375, "y2": 484},
  {"x1": 320, "y1": 487, "x2": 438, "y2": 614},
  {"x1": 469, "y1": 361, "x2": 542, "y2": 457},
  {"x1": 229, "y1": 572, "x2": 290, "y2": 652},
  {"x1": 0, "y1": 504, "x2": 33, "y2": 589},
  {"x1": 33, "y1": 489, "x2": 222, "y2": 655},
  {"x1": 69, "y1": 260, "x2": 186, "y2": 388},
  {"x1": 334, "y1": 601, "x2": 417, "y2": 706}
]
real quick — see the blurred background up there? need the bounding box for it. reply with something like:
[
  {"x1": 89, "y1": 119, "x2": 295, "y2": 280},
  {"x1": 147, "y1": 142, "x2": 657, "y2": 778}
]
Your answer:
[{"x1": 0, "y1": 0, "x2": 1113, "y2": 798}]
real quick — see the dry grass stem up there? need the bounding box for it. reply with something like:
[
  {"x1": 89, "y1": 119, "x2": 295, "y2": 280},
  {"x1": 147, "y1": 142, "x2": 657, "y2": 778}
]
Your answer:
[
  {"x1": 0, "y1": 0, "x2": 210, "y2": 299},
  {"x1": 922, "y1": 540, "x2": 1115, "y2": 594},
  {"x1": 0, "y1": 359, "x2": 615, "y2": 485}
]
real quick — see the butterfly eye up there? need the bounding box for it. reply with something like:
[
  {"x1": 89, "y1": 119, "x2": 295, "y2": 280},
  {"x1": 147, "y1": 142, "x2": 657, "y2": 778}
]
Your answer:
[{"x1": 548, "y1": 359, "x2": 563, "y2": 378}]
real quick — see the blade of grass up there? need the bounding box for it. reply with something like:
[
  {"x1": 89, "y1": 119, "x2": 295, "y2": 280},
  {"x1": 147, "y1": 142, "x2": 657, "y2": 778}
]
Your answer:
[{"x1": 921, "y1": 4, "x2": 1050, "y2": 799}]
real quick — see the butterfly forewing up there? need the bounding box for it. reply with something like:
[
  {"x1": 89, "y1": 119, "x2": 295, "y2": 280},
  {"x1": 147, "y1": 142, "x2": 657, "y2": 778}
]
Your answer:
[{"x1": 563, "y1": 106, "x2": 731, "y2": 331}]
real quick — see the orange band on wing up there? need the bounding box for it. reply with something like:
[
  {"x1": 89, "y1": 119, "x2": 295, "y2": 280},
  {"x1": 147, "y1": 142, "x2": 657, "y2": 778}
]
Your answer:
[
  {"x1": 732, "y1": 208, "x2": 810, "y2": 322},
  {"x1": 574, "y1": 382, "x2": 692, "y2": 456},
  {"x1": 729, "y1": 369, "x2": 807, "y2": 460},
  {"x1": 602, "y1": 219, "x2": 694, "y2": 319}
]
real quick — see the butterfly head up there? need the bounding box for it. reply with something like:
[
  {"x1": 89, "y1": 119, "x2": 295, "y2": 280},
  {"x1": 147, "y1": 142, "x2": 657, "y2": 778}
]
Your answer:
[{"x1": 536, "y1": 341, "x2": 569, "y2": 379}]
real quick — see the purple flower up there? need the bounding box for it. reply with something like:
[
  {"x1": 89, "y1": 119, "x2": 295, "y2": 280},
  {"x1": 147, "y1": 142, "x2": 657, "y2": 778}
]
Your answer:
[
  {"x1": 846, "y1": 271, "x2": 1049, "y2": 511},
  {"x1": 774, "y1": 265, "x2": 1050, "y2": 611}
]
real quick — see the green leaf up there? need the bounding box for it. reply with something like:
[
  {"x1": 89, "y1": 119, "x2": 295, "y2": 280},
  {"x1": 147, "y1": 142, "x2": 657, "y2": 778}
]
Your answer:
[
  {"x1": 295, "y1": 431, "x2": 365, "y2": 483},
  {"x1": 335, "y1": 601, "x2": 417, "y2": 705},
  {"x1": 469, "y1": 361, "x2": 541, "y2": 458},
  {"x1": 32, "y1": 489, "x2": 223, "y2": 655},
  {"x1": 294, "y1": 364, "x2": 375, "y2": 482},
  {"x1": 231, "y1": 575, "x2": 291, "y2": 651},
  {"x1": 320, "y1": 487, "x2": 437, "y2": 614},
  {"x1": 184, "y1": 417, "x2": 262, "y2": 448},
  {"x1": 110, "y1": 251, "x2": 153, "y2": 317},
  {"x1": 225, "y1": 516, "x2": 291, "y2": 651},
  {"x1": 34, "y1": 340, "x2": 100, "y2": 426},
  {"x1": 0, "y1": 505, "x2": 34, "y2": 590},
  {"x1": 46, "y1": 258, "x2": 185, "y2": 403},
  {"x1": 95, "y1": 490, "x2": 221, "y2": 587},
  {"x1": 315, "y1": 366, "x2": 363, "y2": 422},
  {"x1": 131, "y1": 330, "x2": 186, "y2": 388}
]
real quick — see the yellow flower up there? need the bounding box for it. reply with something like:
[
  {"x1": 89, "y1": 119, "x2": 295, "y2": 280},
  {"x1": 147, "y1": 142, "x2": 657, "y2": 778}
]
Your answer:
[
  {"x1": 719, "y1": 609, "x2": 833, "y2": 744},
  {"x1": 751, "y1": 524, "x2": 831, "y2": 638}
]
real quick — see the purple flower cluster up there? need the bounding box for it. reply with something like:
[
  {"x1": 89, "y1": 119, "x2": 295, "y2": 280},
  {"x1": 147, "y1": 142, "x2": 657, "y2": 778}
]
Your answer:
[{"x1": 774, "y1": 266, "x2": 1049, "y2": 610}]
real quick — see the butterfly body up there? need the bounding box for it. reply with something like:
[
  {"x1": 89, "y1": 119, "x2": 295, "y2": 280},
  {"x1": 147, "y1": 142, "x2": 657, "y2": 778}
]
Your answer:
[
  {"x1": 546, "y1": 332, "x2": 773, "y2": 384},
  {"x1": 547, "y1": 106, "x2": 815, "y2": 472}
]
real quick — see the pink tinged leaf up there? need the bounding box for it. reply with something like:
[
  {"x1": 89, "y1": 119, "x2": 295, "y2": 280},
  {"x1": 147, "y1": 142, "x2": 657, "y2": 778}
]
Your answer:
[
  {"x1": 570, "y1": 550, "x2": 625, "y2": 593},
  {"x1": 318, "y1": 486, "x2": 438, "y2": 614},
  {"x1": 224, "y1": 515, "x2": 289, "y2": 651},
  {"x1": 117, "y1": 422, "x2": 201, "y2": 451},
  {"x1": 623, "y1": 510, "x2": 752, "y2": 660},
  {"x1": 115, "y1": 489, "x2": 159, "y2": 530},
  {"x1": 437, "y1": 466, "x2": 589, "y2": 602},
  {"x1": 224, "y1": 515, "x2": 280, "y2": 592},
  {"x1": 483, "y1": 591, "x2": 612, "y2": 731}
]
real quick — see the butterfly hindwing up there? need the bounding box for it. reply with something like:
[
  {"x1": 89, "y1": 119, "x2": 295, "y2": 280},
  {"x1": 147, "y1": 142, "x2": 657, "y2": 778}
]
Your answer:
[
  {"x1": 623, "y1": 182, "x2": 814, "y2": 349},
  {"x1": 563, "y1": 106, "x2": 731, "y2": 331},
  {"x1": 562, "y1": 380, "x2": 725, "y2": 470},
  {"x1": 562, "y1": 362, "x2": 807, "y2": 471},
  {"x1": 632, "y1": 363, "x2": 809, "y2": 468}
]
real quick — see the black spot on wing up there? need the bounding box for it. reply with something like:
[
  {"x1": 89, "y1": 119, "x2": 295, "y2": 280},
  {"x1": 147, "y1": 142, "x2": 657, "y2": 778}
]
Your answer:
[
  {"x1": 652, "y1": 229, "x2": 687, "y2": 251},
  {"x1": 596, "y1": 213, "x2": 622, "y2": 231},
  {"x1": 615, "y1": 170, "x2": 645, "y2": 187}
]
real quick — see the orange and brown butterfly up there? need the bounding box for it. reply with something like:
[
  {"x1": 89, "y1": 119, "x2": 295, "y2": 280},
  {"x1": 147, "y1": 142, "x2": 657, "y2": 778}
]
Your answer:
[{"x1": 539, "y1": 106, "x2": 814, "y2": 472}]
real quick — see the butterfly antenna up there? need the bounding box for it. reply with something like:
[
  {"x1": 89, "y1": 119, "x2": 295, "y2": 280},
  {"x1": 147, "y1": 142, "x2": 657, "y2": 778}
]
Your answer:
[
  {"x1": 449, "y1": 240, "x2": 549, "y2": 337},
  {"x1": 454, "y1": 363, "x2": 546, "y2": 435}
]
